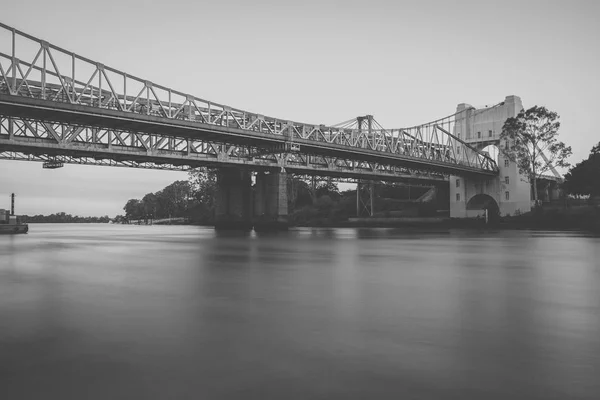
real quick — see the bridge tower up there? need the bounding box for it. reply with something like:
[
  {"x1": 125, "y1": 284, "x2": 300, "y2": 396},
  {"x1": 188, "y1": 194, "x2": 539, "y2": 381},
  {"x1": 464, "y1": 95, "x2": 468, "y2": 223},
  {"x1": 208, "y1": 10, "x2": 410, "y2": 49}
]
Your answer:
[
  {"x1": 450, "y1": 95, "x2": 531, "y2": 218},
  {"x1": 356, "y1": 115, "x2": 374, "y2": 149}
]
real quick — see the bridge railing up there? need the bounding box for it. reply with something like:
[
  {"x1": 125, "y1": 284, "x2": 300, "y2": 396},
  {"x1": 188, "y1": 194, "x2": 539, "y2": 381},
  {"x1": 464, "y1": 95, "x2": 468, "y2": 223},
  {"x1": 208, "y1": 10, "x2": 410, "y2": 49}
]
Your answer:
[{"x1": 0, "y1": 22, "x2": 497, "y2": 174}]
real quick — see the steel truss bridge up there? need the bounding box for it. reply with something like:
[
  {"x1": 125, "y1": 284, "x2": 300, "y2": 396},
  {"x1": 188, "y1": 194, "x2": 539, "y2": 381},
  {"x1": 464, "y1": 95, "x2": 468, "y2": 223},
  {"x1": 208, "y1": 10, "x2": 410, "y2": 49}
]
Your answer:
[{"x1": 0, "y1": 22, "x2": 498, "y2": 183}]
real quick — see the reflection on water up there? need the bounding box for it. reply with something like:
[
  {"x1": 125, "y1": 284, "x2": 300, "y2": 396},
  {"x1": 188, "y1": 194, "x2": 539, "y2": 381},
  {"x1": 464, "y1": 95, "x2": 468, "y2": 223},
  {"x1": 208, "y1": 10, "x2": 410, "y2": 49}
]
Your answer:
[{"x1": 1, "y1": 224, "x2": 599, "y2": 399}]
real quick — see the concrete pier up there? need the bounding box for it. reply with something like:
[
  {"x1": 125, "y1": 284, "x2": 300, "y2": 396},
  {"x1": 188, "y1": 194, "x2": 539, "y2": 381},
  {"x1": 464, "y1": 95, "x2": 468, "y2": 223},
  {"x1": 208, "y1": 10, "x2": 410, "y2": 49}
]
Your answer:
[
  {"x1": 214, "y1": 168, "x2": 253, "y2": 230},
  {"x1": 253, "y1": 171, "x2": 288, "y2": 231}
]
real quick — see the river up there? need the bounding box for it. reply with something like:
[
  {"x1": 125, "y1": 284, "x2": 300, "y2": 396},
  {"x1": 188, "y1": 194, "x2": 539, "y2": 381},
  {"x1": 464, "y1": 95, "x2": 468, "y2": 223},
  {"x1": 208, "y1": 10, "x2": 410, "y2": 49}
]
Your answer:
[{"x1": 1, "y1": 224, "x2": 599, "y2": 399}]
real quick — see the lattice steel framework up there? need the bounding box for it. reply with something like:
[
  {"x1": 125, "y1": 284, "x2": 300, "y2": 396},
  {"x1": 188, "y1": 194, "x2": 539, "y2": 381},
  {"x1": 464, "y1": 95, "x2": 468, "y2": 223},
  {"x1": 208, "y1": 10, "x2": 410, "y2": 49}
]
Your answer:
[
  {"x1": 356, "y1": 181, "x2": 375, "y2": 217},
  {"x1": 0, "y1": 116, "x2": 449, "y2": 183},
  {"x1": 0, "y1": 22, "x2": 498, "y2": 178}
]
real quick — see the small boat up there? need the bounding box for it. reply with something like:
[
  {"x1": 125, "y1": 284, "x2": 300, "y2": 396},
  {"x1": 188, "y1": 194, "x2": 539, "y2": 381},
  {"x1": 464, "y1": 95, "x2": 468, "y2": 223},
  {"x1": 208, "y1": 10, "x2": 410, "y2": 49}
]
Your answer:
[{"x1": 0, "y1": 193, "x2": 29, "y2": 234}]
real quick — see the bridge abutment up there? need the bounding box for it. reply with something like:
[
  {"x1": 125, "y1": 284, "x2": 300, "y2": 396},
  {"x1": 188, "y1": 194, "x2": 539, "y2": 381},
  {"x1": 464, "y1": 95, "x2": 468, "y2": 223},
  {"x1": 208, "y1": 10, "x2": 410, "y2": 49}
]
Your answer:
[
  {"x1": 450, "y1": 173, "x2": 531, "y2": 218},
  {"x1": 253, "y1": 171, "x2": 289, "y2": 231},
  {"x1": 450, "y1": 95, "x2": 532, "y2": 218},
  {"x1": 214, "y1": 168, "x2": 253, "y2": 230}
]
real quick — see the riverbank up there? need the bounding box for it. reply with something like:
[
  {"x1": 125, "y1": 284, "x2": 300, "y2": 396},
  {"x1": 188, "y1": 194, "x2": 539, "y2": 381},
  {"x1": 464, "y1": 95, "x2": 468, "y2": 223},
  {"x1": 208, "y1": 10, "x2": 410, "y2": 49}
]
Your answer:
[
  {"x1": 293, "y1": 219, "x2": 599, "y2": 232},
  {"x1": 292, "y1": 205, "x2": 600, "y2": 233},
  {"x1": 112, "y1": 205, "x2": 600, "y2": 233},
  {"x1": 496, "y1": 207, "x2": 600, "y2": 232}
]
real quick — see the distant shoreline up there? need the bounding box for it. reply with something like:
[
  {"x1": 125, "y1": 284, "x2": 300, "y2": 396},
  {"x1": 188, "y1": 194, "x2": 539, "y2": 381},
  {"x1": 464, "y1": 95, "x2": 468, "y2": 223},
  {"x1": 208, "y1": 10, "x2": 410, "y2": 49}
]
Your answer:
[
  {"x1": 115, "y1": 216, "x2": 600, "y2": 233},
  {"x1": 24, "y1": 208, "x2": 600, "y2": 234}
]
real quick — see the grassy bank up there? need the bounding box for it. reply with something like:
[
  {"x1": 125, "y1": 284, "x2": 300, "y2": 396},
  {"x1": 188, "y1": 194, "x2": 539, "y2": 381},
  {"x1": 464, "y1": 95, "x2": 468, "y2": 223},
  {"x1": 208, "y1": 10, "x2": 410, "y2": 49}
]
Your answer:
[
  {"x1": 118, "y1": 204, "x2": 600, "y2": 233},
  {"x1": 292, "y1": 205, "x2": 600, "y2": 233},
  {"x1": 496, "y1": 205, "x2": 600, "y2": 232}
]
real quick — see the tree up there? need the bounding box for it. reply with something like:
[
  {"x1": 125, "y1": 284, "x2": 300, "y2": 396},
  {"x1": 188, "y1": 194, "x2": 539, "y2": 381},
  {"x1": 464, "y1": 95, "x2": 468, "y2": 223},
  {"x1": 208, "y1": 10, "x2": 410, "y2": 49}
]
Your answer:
[
  {"x1": 564, "y1": 141, "x2": 600, "y2": 197},
  {"x1": 188, "y1": 168, "x2": 217, "y2": 213},
  {"x1": 142, "y1": 193, "x2": 158, "y2": 218},
  {"x1": 286, "y1": 176, "x2": 312, "y2": 210},
  {"x1": 315, "y1": 180, "x2": 340, "y2": 200},
  {"x1": 118, "y1": 172, "x2": 217, "y2": 224},
  {"x1": 500, "y1": 106, "x2": 572, "y2": 203},
  {"x1": 123, "y1": 199, "x2": 143, "y2": 220},
  {"x1": 160, "y1": 180, "x2": 192, "y2": 217},
  {"x1": 185, "y1": 168, "x2": 218, "y2": 223}
]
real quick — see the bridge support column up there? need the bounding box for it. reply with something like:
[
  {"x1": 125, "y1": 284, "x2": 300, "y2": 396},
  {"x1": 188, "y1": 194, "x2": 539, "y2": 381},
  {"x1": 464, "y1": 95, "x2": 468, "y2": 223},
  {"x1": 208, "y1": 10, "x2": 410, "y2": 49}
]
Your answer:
[
  {"x1": 356, "y1": 181, "x2": 375, "y2": 217},
  {"x1": 253, "y1": 171, "x2": 288, "y2": 231},
  {"x1": 214, "y1": 168, "x2": 253, "y2": 230},
  {"x1": 537, "y1": 180, "x2": 561, "y2": 203},
  {"x1": 549, "y1": 181, "x2": 561, "y2": 202},
  {"x1": 254, "y1": 172, "x2": 288, "y2": 231}
]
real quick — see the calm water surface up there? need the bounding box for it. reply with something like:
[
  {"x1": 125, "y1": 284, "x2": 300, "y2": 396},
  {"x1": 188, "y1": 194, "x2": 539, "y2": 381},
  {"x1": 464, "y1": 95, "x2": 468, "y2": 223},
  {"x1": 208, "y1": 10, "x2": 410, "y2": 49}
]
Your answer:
[{"x1": 1, "y1": 224, "x2": 599, "y2": 399}]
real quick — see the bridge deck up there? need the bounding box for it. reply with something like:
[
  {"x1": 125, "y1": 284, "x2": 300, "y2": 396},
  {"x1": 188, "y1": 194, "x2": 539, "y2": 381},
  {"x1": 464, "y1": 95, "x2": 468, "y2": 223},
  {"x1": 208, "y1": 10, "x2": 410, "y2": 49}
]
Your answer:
[{"x1": 0, "y1": 94, "x2": 497, "y2": 178}]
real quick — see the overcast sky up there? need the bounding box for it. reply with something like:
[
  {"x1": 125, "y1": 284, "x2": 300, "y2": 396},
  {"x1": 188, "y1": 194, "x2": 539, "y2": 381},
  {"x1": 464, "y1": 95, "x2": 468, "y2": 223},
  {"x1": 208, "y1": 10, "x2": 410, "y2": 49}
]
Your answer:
[{"x1": 1, "y1": 0, "x2": 599, "y2": 216}]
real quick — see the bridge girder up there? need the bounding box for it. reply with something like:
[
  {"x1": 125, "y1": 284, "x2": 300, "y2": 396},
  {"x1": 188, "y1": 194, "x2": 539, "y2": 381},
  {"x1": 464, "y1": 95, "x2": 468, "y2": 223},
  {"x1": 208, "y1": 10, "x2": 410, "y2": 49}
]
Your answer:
[{"x1": 0, "y1": 116, "x2": 449, "y2": 183}]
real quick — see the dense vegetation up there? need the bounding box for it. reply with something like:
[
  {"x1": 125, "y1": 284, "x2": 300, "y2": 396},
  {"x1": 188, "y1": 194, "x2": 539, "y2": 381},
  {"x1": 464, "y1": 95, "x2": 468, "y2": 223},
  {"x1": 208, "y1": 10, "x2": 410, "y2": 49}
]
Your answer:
[
  {"x1": 500, "y1": 106, "x2": 571, "y2": 203},
  {"x1": 117, "y1": 170, "x2": 217, "y2": 224},
  {"x1": 24, "y1": 213, "x2": 110, "y2": 223},
  {"x1": 116, "y1": 169, "x2": 436, "y2": 225},
  {"x1": 564, "y1": 142, "x2": 600, "y2": 198}
]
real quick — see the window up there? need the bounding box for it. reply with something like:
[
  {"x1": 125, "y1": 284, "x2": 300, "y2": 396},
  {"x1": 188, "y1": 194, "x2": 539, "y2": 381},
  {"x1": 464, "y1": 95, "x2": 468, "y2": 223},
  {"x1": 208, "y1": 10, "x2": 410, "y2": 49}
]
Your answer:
[
  {"x1": 477, "y1": 131, "x2": 481, "y2": 139},
  {"x1": 456, "y1": 193, "x2": 461, "y2": 201},
  {"x1": 505, "y1": 176, "x2": 510, "y2": 184},
  {"x1": 488, "y1": 130, "x2": 493, "y2": 137},
  {"x1": 505, "y1": 191, "x2": 510, "y2": 200},
  {"x1": 456, "y1": 179, "x2": 461, "y2": 188},
  {"x1": 504, "y1": 159, "x2": 510, "y2": 167}
]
